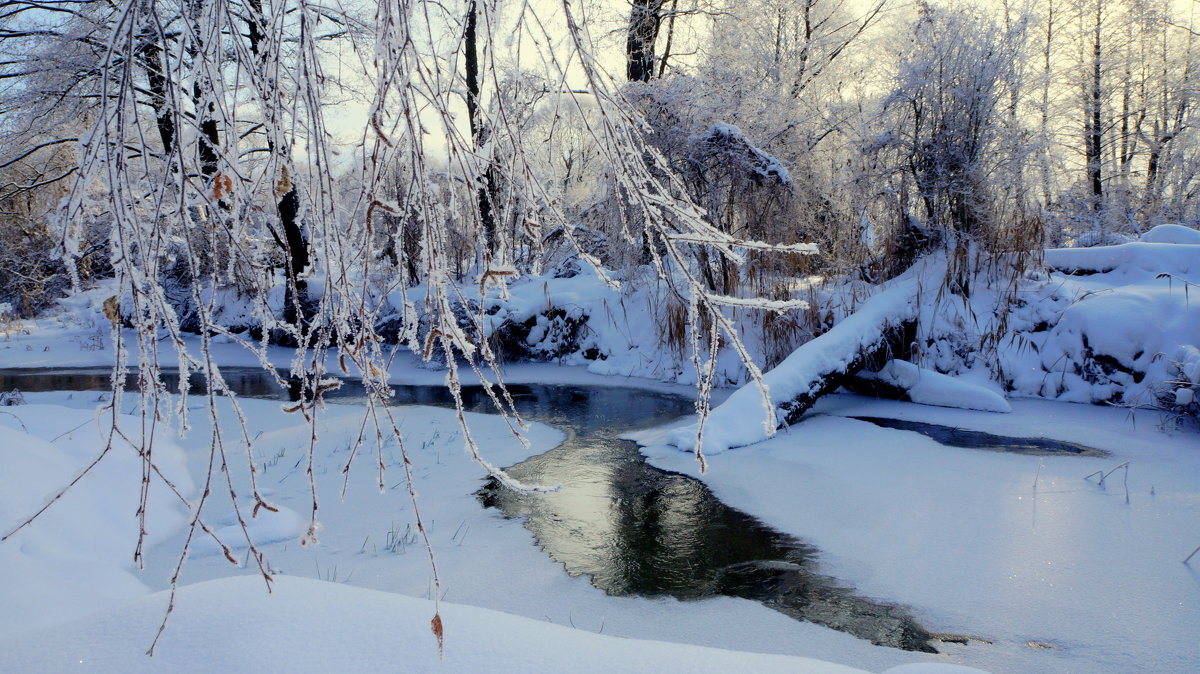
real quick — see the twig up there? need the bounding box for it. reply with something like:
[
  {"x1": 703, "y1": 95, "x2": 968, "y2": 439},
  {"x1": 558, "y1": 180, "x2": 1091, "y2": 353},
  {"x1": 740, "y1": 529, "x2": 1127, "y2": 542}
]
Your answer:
[{"x1": 1185, "y1": 544, "x2": 1200, "y2": 565}]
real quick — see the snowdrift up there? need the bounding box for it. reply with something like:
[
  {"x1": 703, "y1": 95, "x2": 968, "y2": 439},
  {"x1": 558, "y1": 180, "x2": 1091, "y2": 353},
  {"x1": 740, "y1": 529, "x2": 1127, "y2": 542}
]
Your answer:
[
  {"x1": 0, "y1": 574, "x2": 874, "y2": 673},
  {"x1": 0, "y1": 405, "x2": 194, "y2": 635}
]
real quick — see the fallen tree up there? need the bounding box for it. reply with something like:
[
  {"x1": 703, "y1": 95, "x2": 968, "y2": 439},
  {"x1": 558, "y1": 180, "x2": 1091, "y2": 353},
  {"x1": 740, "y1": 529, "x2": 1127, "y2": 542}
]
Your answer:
[{"x1": 668, "y1": 264, "x2": 929, "y2": 456}]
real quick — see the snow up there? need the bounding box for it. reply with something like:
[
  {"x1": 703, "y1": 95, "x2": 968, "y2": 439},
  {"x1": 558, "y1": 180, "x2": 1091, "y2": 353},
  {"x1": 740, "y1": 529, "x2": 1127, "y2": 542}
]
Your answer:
[
  {"x1": 883, "y1": 666, "x2": 991, "y2": 674},
  {"x1": 1043, "y1": 240, "x2": 1198, "y2": 276},
  {"x1": 0, "y1": 405, "x2": 193, "y2": 635},
  {"x1": 0, "y1": 277, "x2": 702, "y2": 397},
  {"x1": 857, "y1": 359, "x2": 1011, "y2": 413},
  {"x1": 1025, "y1": 239, "x2": 1200, "y2": 405},
  {"x1": 669, "y1": 235, "x2": 1199, "y2": 449},
  {"x1": 1139, "y1": 223, "x2": 1200, "y2": 245},
  {"x1": 0, "y1": 575, "x2": 871, "y2": 674},
  {"x1": 636, "y1": 395, "x2": 1200, "y2": 673}
]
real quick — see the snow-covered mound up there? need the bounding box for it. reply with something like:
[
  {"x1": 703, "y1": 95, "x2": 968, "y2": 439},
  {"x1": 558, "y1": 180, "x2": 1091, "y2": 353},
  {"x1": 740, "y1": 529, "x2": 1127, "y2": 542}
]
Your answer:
[
  {"x1": 1043, "y1": 240, "x2": 1197, "y2": 276},
  {"x1": 855, "y1": 360, "x2": 1011, "y2": 413},
  {"x1": 0, "y1": 574, "x2": 871, "y2": 673},
  {"x1": 1014, "y1": 237, "x2": 1199, "y2": 406},
  {"x1": 909, "y1": 237, "x2": 1198, "y2": 409},
  {"x1": 0, "y1": 404, "x2": 194, "y2": 635},
  {"x1": 1139, "y1": 223, "x2": 1200, "y2": 245}
]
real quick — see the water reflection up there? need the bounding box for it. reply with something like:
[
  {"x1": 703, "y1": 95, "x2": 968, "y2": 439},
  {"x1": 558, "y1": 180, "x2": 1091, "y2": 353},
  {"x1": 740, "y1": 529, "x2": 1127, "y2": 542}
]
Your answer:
[
  {"x1": 0, "y1": 366, "x2": 287, "y2": 399},
  {"x1": 474, "y1": 386, "x2": 935, "y2": 651},
  {"x1": 0, "y1": 368, "x2": 936, "y2": 652}
]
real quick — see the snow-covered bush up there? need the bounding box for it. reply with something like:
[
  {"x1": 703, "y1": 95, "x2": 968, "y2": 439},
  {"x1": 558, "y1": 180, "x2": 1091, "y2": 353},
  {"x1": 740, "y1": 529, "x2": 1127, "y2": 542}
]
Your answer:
[
  {"x1": 0, "y1": 220, "x2": 71, "y2": 318},
  {"x1": 1158, "y1": 346, "x2": 1200, "y2": 426},
  {"x1": 0, "y1": 303, "x2": 20, "y2": 339}
]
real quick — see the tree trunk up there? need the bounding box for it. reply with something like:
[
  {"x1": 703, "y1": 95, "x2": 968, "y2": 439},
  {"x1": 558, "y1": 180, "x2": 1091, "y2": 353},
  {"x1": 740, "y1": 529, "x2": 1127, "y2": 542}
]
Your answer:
[
  {"x1": 140, "y1": 35, "x2": 175, "y2": 155},
  {"x1": 774, "y1": 320, "x2": 917, "y2": 426},
  {"x1": 464, "y1": 0, "x2": 497, "y2": 256},
  {"x1": 247, "y1": 0, "x2": 310, "y2": 330},
  {"x1": 670, "y1": 271, "x2": 924, "y2": 454},
  {"x1": 1086, "y1": 0, "x2": 1104, "y2": 212},
  {"x1": 626, "y1": 0, "x2": 665, "y2": 82}
]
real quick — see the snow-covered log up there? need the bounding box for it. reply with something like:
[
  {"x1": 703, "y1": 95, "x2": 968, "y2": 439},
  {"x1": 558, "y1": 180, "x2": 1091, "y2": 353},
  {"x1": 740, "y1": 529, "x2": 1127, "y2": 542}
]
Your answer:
[
  {"x1": 1139, "y1": 224, "x2": 1200, "y2": 245},
  {"x1": 668, "y1": 274, "x2": 922, "y2": 455},
  {"x1": 843, "y1": 359, "x2": 1011, "y2": 413},
  {"x1": 1044, "y1": 240, "x2": 1198, "y2": 276}
]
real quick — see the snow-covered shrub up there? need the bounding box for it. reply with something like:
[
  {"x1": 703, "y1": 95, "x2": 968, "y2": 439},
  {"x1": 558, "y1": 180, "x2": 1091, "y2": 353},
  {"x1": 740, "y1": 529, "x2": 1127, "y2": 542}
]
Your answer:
[
  {"x1": 1158, "y1": 347, "x2": 1200, "y2": 426},
  {"x1": 1068, "y1": 227, "x2": 1134, "y2": 249},
  {"x1": 489, "y1": 305, "x2": 593, "y2": 363},
  {"x1": 0, "y1": 303, "x2": 22, "y2": 338},
  {"x1": 0, "y1": 219, "x2": 71, "y2": 318}
]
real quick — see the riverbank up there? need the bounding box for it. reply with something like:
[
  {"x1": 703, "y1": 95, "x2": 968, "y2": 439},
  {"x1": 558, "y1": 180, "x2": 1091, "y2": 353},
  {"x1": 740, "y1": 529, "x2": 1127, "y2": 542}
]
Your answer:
[
  {"x1": 0, "y1": 383, "x2": 940, "y2": 673},
  {"x1": 3, "y1": 367, "x2": 1197, "y2": 671},
  {"x1": 638, "y1": 394, "x2": 1200, "y2": 672}
]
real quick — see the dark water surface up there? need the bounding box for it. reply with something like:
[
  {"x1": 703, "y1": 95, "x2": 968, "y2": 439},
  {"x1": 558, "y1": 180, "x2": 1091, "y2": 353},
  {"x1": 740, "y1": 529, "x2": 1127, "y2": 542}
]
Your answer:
[
  {"x1": 1, "y1": 367, "x2": 943, "y2": 651},
  {"x1": 850, "y1": 416, "x2": 1110, "y2": 456}
]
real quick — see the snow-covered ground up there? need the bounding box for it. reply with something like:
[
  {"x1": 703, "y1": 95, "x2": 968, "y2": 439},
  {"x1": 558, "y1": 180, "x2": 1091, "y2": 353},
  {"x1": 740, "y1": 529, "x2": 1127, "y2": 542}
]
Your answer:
[
  {"x1": 0, "y1": 404, "x2": 193, "y2": 635},
  {"x1": 2, "y1": 389, "x2": 972, "y2": 674},
  {"x1": 0, "y1": 574, "x2": 873, "y2": 673},
  {"x1": 640, "y1": 395, "x2": 1200, "y2": 673},
  {"x1": 1, "y1": 376, "x2": 1196, "y2": 672}
]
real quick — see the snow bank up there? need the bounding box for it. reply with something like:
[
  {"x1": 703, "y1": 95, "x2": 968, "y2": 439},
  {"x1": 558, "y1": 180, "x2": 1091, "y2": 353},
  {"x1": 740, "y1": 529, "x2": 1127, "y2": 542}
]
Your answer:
[
  {"x1": 669, "y1": 231, "x2": 1198, "y2": 454},
  {"x1": 1139, "y1": 223, "x2": 1200, "y2": 245},
  {"x1": 0, "y1": 575, "x2": 871, "y2": 673},
  {"x1": 1020, "y1": 237, "x2": 1200, "y2": 405},
  {"x1": 0, "y1": 404, "x2": 194, "y2": 635},
  {"x1": 478, "y1": 262, "x2": 745, "y2": 385},
  {"x1": 1043, "y1": 241, "x2": 1197, "y2": 276}
]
